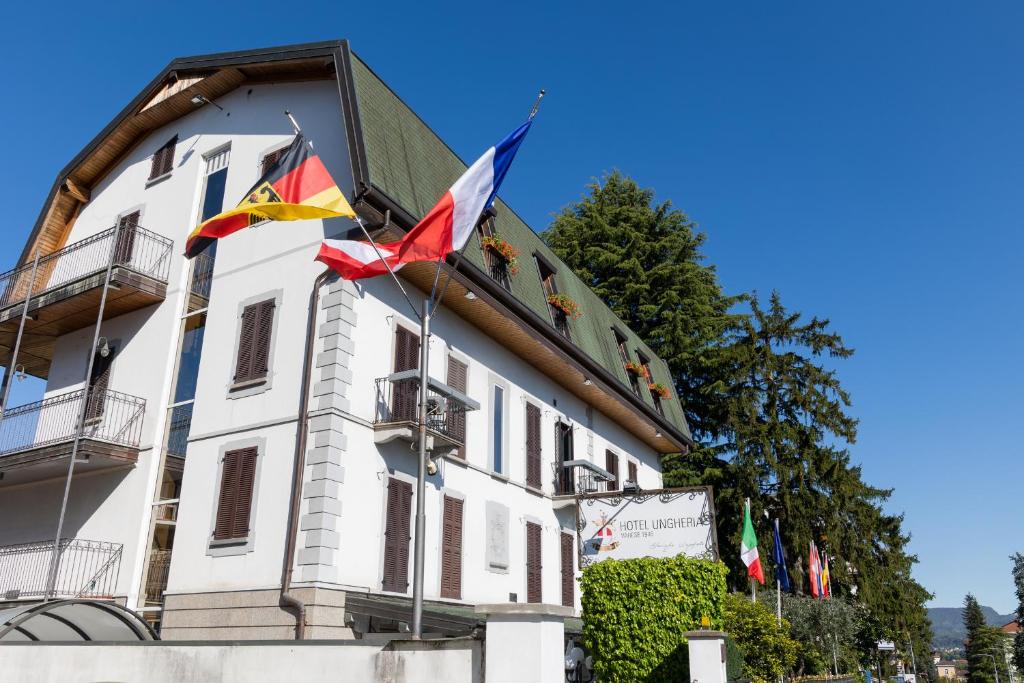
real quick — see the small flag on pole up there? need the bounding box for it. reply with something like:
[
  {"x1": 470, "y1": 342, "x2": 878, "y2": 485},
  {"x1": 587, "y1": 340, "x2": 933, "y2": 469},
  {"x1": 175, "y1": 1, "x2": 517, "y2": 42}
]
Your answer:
[
  {"x1": 809, "y1": 541, "x2": 821, "y2": 598},
  {"x1": 185, "y1": 134, "x2": 355, "y2": 258},
  {"x1": 821, "y1": 553, "x2": 831, "y2": 598},
  {"x1": 741, "y1": 499, "x2": 765, "y2": 585},
  {"x1": 772, "y1": 519, "x2": 791, "y2": 592}
]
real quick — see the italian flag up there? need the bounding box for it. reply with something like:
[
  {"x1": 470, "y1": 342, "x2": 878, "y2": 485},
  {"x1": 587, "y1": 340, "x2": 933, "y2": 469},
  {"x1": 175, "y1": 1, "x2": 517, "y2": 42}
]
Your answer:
[{"x1": 741, "y1": 500, "x2": 765, "y2": 584}]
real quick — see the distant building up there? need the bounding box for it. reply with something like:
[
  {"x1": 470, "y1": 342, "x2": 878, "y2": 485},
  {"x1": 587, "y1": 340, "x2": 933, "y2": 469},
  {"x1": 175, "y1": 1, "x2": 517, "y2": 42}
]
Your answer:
[
  {"x1": 1002, "y1": 621, "x2": 1020, "y2": 683},
  {"x1": 936, "y1": 662, "x2": 958, "y2": 680}
]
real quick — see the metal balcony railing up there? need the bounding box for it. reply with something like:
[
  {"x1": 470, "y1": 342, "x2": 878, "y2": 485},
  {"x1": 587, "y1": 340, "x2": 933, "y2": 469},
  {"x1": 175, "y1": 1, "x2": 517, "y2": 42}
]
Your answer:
[
  {"x1": 144, "y1": 548, "x2": 172, "y2": 606},
  {"x1": 373, "y1": 371, "x2": 480, "y2": 446},
  {"x1": 550, "y1": 307, "x2": 572, "y2": 340},
  {"x1": 552, "y1": 460, "x2": 614, "y2": 496},
  {"x1": 0, "y1": 388, "x2": 146, "y2": 457},
  {"x1": 0, "y1": 538, "x2": 122, "y2": 600},
  {"x1": 0, "y1": 224, "x2": 173, "y2": 311},
  {"x1": 483, "y1": 250, "x2": 513, "y2": 292}
]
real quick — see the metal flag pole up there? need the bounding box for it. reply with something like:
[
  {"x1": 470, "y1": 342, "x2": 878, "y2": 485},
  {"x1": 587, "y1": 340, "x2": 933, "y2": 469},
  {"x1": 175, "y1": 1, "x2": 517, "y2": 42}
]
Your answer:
[
  {"x1": 0, "y1": 252, "x2": 40, "y2": 415},
  {"x1": 45, "y1": 223, "x2": 121, "y2": 598}
]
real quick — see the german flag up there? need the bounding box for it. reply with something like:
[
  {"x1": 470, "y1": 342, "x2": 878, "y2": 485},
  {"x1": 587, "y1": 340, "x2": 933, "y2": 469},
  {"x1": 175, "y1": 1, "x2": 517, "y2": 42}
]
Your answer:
[{"x1": 184, "y1": 135, "x2": 355, "y2": 258}]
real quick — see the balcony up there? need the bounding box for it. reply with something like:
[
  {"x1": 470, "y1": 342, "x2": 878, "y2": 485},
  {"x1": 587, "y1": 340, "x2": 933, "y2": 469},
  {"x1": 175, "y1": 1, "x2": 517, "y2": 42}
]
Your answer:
[
  {"x1": 551, "y1": 460, "x2": 614, "y2": 508},
  {"x1": 0, "y1": 388, "x2": 146, "y2": 486},
  {"x1": 373, "y1": 371, "x2": 480, "y2": 453},
  {"x1": 0, "y1": 538, "x2": 123, "y2": 601},
  {"x1": 0, "y1": 225, "x2": 173, "y2": 379},
  {"x1": 483, "y1": 250, "x2": 513, "y2": 292}
]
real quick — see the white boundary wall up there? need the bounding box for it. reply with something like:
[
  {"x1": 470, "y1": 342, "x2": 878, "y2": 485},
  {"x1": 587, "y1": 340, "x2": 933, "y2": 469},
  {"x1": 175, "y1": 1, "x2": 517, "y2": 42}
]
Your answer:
[{"x1": 0, "y1": 638, "x2": 481, "y2": 683}]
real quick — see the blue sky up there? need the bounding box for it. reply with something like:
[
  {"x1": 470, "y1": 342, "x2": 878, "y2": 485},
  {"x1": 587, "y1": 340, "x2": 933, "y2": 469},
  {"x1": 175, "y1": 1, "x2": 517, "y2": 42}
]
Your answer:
[{"x1": 4, "y1": 2, "x2": 1021, "y2": 612}]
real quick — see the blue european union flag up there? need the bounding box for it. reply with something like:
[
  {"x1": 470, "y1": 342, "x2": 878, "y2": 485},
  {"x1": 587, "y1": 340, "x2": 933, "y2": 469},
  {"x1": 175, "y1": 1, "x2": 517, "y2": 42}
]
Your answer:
[{"x1": 773, "y1": 518, "x2": 791, "y2": 591}]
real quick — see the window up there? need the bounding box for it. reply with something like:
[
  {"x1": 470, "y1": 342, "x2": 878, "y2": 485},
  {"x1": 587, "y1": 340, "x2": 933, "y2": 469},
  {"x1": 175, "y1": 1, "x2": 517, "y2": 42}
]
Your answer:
[
  {"x1": 114, "y1": 211, "x2": 140, "y2": 266},
  {"x1": 526, "y1": 521, "x2": 542, "y2": 603},
  {"x1": 525, "y1": 403, "x2": 542, "y2": 489},
  {"x1": 446, "y1": 357, "x2": 468, "y2": 458},
  {"x1": 233, "y1": 299, "x2": 275, "y2": 386},
  {"x1": 555, "y1": 421, "x2": 575, "y2": 495},
  {"x1": 628, "y1": 461, "x2": 638, "y2": 487},
  {"x1": 605, "y1": 450, "x2": 620, "y2": 491},
  {"x1": 149, "y1": 136, "x2": 178, "y2": 181},
  {"x1": 638, "y1": 353, "x2": 665, "y2": 415},
  {"x1": 392, "y1": 327, "x2": 419, "y2": 422},
  {"x1": 560, "y1": 532, "x2": 575, "y2": 607},
  {"x1": 537, "y1": 257, "x2": 571, "y2": 339},
  {"x1": 382, "y1": 477, "x2": 413, "y2": 592},
  {"x1": 260, "y1": 146, "x2": 289, "y2": 176},
  {"x1": 440, "y1": 495, "x2": 464, "y2": 599},
  {"x1": 213, "y1": 447, "x2": 257, "y2": 541},
  {"x1": 85, "y1": 342, "x2": 117, "y2": 422},
  {"x1": 492, "y1": 385, "x2": 504, "y2": 473},
  {"x1": 537, "y1": 258, "x2": 557, "y2": 298},
  {"x1": 614, "y1": 329, "x2": 641, "y2": 395}
]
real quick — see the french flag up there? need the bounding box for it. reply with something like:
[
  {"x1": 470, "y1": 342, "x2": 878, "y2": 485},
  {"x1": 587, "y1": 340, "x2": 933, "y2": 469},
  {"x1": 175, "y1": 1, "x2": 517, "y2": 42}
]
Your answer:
[{"x1": 317, "y1": 120, "x2": 532, "y2": 280}]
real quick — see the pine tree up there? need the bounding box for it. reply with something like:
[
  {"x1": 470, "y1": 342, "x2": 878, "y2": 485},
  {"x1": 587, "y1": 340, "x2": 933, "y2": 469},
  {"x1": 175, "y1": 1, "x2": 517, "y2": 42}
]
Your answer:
[
  {"x1": 964, "y1": 594, "x2": 986, "y2": 645},
  {"x1": 544, "y1": 172, "x2": 932, "y2": 663},
  {"x1": 963, "y1": 595, "x2": 1007, "y2": 683},
  {"x1": 541, "y1": 171, "x2": 743, "y2": 439},
  {"x1": 1012, "y1": 553, "x2": 1024, "y2": 672}
]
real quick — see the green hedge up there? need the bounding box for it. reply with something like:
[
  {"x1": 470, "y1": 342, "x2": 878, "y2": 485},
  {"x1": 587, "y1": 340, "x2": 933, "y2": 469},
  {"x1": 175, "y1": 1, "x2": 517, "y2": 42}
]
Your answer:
[
  {"x1": 726, "y1": 635, "x2": 747, "y2": 681},
  {"x1": 581, "y1": 556, "x2": 728, "y2": 683}
]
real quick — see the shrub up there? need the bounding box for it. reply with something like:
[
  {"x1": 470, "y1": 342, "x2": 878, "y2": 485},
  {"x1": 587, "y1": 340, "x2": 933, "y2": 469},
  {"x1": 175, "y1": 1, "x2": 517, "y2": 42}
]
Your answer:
[
  {"x1": 581, "y1": 556, "x2": 728, "y2": 683},
  {"x1": 723, "y1": 592, "x2": 799, "y2": 683}
]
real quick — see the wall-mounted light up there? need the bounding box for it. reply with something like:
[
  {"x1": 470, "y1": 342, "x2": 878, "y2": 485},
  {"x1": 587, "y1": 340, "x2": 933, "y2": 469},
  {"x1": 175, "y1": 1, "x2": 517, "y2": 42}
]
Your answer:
[
  {"x1": 14, "y1": 364, "x2": 26, "y2": 382},
  {"x1": 190, "y1": 93, "x2": 226, "y2": 112},
  {"x1": 97, "y1": 337, "x2": 110, "y2": 358}
]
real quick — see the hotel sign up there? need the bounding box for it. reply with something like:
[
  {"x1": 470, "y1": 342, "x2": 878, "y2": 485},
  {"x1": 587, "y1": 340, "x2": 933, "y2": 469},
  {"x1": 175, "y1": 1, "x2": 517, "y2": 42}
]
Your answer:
[{"x1": 578, "y1": 486, "x2": 719, "y2": 566}]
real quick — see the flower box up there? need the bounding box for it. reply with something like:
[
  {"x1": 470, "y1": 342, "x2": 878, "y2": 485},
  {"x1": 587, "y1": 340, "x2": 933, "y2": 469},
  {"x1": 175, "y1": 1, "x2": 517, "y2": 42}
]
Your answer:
[
  {"x1": 547, "y1": 293, "x2": 582, "y2": 319},
  {"x1": 623, "y1": 361, "x2": 644, "y2": 376},
  {"x1": 648, "y1": 382, "x2": 671, "y2": 399},
  {"x1": 480, "y1": 235, "x2": 520, "y2": 275}
]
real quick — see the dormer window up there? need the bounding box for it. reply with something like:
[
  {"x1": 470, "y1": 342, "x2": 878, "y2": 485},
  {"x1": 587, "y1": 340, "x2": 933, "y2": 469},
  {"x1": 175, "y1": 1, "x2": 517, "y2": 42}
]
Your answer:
[
  {"x1": 638, "y1": 352, "x2": 665, "y2": 416},
  {"x1": 478, "y1": 217, "x2": 513, "y2": 292},
  {"x1": 614, "y1": 328, "x2": 641, "y2": 395},
  {"x1": 536, "y1": 256, "x2": 571, "y2": 340}
]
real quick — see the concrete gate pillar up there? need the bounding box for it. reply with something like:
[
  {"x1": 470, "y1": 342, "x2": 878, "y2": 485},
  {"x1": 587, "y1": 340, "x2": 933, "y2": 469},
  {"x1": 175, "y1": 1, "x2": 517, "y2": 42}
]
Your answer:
[
  {"x1": 685, "y1": 630, "x2": 728, "y2": 683},
  {"x1": 475, "y1": 604, "x2": 573, "y2": 683}
]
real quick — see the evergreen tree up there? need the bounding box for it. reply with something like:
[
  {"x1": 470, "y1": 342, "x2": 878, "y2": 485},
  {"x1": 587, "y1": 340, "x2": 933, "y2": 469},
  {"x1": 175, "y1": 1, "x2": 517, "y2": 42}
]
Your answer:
[
  {"x1": 1012, "y1": 553, "x2": 1024, "y2": 672},
  {"x1": 541, "y1": 171, "x2": 743, "y2": 439},
  {"x1": 963, "y1": 595, "x2": 1008, "y2": 683},
  {"x1": 964, "y1": 594, "x2": 986, "y2": 645},
  {"x1": 544, "y1": 172, "x2": 932, "y2": 664}
]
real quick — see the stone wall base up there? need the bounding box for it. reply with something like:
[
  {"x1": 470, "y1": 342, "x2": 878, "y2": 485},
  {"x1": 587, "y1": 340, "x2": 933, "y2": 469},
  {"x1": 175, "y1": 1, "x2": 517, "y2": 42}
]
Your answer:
[{"x1": 161, "y1": 587, "x2": 353, "y2": 640}]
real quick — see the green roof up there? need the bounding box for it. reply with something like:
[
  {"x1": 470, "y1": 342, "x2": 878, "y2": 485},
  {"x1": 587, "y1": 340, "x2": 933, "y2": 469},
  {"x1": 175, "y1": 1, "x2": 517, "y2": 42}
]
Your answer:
[{"x1": 350, "y1": 54, "x2": 691, "y2": 442}]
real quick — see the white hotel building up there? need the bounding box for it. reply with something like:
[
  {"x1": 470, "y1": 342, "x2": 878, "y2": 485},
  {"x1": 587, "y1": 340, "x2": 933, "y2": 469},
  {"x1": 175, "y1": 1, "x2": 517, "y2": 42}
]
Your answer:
[{"x1": 0, "y1": 41, "x2": 693, "y2": 638}]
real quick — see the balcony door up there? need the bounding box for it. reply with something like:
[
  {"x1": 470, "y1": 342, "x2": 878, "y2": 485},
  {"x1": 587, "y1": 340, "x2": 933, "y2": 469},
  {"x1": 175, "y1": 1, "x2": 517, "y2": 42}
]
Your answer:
[
  {"x1": 391, "y1": 327, "x2": 419, "y2": 423},
  {"x1": 85, "y1": 343, "x2": 117, "y2": 421},
  {"x1": 556, "y1": 421, "x2": 574, "y2": 494}
]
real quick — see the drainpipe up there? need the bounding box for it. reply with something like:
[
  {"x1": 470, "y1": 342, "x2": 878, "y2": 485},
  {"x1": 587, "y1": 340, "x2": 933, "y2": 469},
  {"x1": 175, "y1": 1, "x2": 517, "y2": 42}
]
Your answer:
[{"x1": 280, "y1": 266, "x2": 333, "y2": 639}]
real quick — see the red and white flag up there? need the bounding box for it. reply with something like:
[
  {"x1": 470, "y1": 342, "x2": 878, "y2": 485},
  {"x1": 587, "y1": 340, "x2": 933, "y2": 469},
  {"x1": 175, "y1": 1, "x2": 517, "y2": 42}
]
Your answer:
[{"x1": 317, "y1": 121, "x2": 532, "y2": 280}]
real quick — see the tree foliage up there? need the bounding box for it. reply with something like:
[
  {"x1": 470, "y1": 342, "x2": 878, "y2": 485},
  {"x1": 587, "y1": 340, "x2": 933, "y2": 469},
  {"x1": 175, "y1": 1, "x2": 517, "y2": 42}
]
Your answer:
[
  {"x1": 1012, "y1": 553, "x2": 1024, "y2": 672},
  {"x1": 724, "y1": 592, "x2": 799, "y2": 683},
  {"x1": 545, "y1": 171, "x2": 933, "y2": 665},
  {"x1": 757, "y1": 589, "x2": 864, "y2": 676}
]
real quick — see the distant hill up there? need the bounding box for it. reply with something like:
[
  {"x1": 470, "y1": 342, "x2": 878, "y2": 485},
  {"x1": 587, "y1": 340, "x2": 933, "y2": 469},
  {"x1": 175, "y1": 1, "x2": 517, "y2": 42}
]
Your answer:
[{"x1": 928, "y1": 606, "x2": 1015, "y2": 648}]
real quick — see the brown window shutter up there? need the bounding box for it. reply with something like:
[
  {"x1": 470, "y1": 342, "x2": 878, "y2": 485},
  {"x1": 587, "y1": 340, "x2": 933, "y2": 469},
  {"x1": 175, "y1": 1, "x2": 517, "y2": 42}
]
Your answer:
[
  {"x1": 605, "y1": 450, "x2": 619, "y2": 491},
  {"x1": 214, "y1": 447, "x2": 257, "y2": 541},
  {"x1": 628, "y1": 461, "x2": 638, "y2": 486},
  {"x1": 149, "y1": 136, "x2": 177, "y2": 180},
  {"x1": 446, "y1": 357, "x2": 468, "y2": 458},
  {"x1": 251, "y1": 299, "x2": 275, "y2": 379},
  {"x1": 114, "y1": 211, "x2": 140, "y2": 265},
  {"x1": 560, "y1": 533, "x2": 575, "y2": 607},
  {"x1": 85, "y1": 343, "x2": 116, "y2": 421},
  {"x1": 440, "y1": 495, "x2": 464, "y2": 599},
  {"x1": 261, "y1": 147, "x2": 288, "y2": 176},
  {"x1": 526, "y1": 521, "x2": 542, "y2": 603},
  {"x1": 525, "y1": 403, "x2": 541, "y2": 489},
  {"x1": 392, "y1": 327, "x2": 420, "y2": 422},
  {"x1": 382, "y1": 477, "x2": 413, "y2": 592},
  {"x1": 234, "y1": 299, "x2": 274, "y2": 383}
]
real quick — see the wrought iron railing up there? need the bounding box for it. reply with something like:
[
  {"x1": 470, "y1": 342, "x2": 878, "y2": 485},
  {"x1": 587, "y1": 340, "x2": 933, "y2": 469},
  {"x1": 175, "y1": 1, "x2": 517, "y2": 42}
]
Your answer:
[
  {"x1": 0, "y1": 388, "x2": 146, "y2": 457},
  {"x1": 483, "y1": 250, "x2": 513, "y2": 292},
  {"x1": 188, "y1": 251, "x2": 215, "y2": 303},
  {"x1": 373, "y1": 374, "x2": 474, "y2": 446},
  {"x1": 0, "y1": 224, "x2": 173, "y2": 311},
  {"x1": 144, "y1": 548, "x2": 172, "y2": 606},
  {"x1": 0, "y1": 538, "x2": 122, "y2": 600},
  {"x1": 552, "y1": 460, "x2": 613, "y2": 496},
  {"x1": 551, "y1": 307, "x2": 572, "y2": 340}
]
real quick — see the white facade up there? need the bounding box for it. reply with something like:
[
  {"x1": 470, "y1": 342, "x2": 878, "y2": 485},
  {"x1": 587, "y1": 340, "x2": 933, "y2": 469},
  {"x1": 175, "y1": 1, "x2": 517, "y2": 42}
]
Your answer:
[{"x1": 0, "y1": 51, "x2": 676, "y2": 635}]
